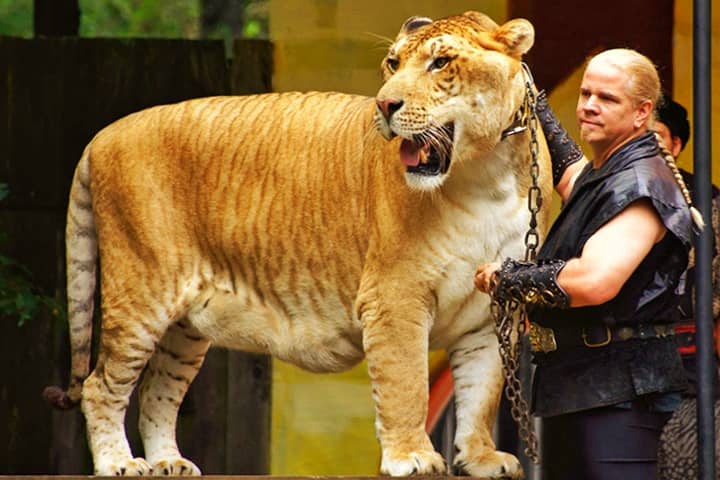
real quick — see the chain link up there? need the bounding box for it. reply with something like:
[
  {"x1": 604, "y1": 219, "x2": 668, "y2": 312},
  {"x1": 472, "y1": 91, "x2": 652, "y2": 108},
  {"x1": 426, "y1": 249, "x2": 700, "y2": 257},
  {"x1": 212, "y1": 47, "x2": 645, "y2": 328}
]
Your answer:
[
  {"x1": 491, "y1": 63, "x2": 542, "y2": 464},
  {"x1": 491, "y1": 299, "x2": 539, "y2": 463},
  {"x1": 524, "y1": 81, "x2": 542, "y2": 262}
]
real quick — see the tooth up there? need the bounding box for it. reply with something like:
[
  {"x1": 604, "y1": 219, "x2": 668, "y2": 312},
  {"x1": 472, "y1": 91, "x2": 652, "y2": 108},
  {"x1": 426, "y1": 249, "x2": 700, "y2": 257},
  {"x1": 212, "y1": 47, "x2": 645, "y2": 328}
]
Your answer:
[{"x1": 419, "y1": 149, "x2": 428, "y2": 164}]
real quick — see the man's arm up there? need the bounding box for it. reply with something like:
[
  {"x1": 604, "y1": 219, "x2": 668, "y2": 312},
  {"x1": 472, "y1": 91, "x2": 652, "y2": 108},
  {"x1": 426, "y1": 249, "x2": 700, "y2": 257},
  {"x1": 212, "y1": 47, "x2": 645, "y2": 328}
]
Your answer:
[
  {"x1": 555, "y1": 158, "x2": 587, "y2": 202},
  {"x1": 475, "y1": 199, "x2": 667, "y2": 309},
  {"x1": 558, "y1": 199, "x2": 666, "y2": 307}
]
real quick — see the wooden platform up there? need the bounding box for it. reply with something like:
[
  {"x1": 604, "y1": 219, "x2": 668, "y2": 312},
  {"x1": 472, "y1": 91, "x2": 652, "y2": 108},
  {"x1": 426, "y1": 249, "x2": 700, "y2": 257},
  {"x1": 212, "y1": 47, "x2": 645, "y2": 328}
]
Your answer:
[{"x1": 0, "y1": 477, "x2": 492, "y2": 480}]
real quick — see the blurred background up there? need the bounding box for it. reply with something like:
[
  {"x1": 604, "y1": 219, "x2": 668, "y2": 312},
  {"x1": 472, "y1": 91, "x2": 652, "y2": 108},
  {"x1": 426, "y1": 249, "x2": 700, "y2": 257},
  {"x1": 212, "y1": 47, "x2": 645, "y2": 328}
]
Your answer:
[{"x1": 0, "y1": 0, "x2": 717, "y2": 475}]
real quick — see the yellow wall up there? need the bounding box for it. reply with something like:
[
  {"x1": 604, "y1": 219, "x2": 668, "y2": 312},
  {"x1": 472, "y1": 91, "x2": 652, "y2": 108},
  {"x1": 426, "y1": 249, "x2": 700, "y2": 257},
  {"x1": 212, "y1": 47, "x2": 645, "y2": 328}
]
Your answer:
[
  {"x1": 672, "y1": 0, "x2": 719, "y2": 185},
  {"x1": 267, "y1": 1, "x2": 507, "y2": 475},
  {"x1": 271, "y1": 362, "x2": 381, "y2": 474},
  {"x1": 270, "y1": 0, "x2": 507, "y2": 96}
]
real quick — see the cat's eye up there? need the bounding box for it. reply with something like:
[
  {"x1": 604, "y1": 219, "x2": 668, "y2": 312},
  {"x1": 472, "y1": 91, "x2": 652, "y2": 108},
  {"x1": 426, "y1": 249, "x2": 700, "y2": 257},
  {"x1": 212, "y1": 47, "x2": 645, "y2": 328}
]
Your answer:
[
  {"x1": 430, "y1": 56, "x2": 451, "y2": 71},
  {"x1": 386, "y1": 57, "x2": 400, "y2": 73}
]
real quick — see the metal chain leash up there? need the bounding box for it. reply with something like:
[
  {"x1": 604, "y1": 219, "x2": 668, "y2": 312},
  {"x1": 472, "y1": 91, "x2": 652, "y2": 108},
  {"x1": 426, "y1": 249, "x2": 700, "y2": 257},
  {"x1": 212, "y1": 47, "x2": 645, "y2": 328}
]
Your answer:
[
  {"x1": 523, "y1": 76, "x2": 542, "y2": 263},
  {"x1": 491, "y1": 63, "x2": 541, "y2": 464},
  {"x1": 491, "y1": 299, "x2": 538, "y2": 463}
]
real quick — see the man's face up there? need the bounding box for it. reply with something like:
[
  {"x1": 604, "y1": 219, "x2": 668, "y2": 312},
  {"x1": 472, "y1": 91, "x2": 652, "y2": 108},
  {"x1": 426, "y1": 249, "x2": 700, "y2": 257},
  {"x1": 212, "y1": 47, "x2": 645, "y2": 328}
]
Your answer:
[
  {"x1": 653, "y1": 120, "x2": 683, "y2": 158},
  {"x1": 576, "y1": 59, "x2": 652, "y2": 160}
]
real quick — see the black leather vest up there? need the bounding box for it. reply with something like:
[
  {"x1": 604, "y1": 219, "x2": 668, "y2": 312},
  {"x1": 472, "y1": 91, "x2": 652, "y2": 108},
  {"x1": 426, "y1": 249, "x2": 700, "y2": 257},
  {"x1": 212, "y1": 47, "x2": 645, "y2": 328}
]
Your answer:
[{"x1": 530, "y1": 132, "x2": 693, "y2": 417}]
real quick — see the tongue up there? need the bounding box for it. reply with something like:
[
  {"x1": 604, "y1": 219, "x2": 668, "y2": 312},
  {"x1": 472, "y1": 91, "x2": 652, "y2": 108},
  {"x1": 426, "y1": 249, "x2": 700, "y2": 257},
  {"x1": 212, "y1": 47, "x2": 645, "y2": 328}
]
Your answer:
[{"x1": 400, "y1": 139, "x2": 428, "y2": 167}]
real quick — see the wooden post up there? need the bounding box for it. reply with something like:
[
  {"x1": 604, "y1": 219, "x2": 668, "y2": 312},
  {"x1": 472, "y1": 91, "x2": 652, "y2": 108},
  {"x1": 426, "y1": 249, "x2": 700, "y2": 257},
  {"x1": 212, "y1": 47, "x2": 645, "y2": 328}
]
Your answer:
[{"x1": 33, "y1": 0, "x2": 79, "y2": 37}]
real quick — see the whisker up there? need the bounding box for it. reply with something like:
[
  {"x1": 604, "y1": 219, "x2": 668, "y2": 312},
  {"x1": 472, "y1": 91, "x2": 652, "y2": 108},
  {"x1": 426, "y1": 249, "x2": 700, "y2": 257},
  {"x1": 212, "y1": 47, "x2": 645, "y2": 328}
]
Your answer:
[
  {"x1": 423, "y1": 123, "x2": 453, "y2": 158},
  {"x1": 363, "y1": 32, "x2": 395, "y2": 48}
]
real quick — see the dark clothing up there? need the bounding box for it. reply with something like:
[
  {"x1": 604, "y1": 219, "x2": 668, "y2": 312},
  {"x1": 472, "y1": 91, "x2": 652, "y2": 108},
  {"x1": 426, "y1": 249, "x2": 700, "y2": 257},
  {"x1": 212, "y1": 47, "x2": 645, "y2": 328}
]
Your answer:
[
  {"x1": 542, "y1": 401, "x2": 672, "y2": 480},
  {"x1": 676, "y1": 169, "x2": 719, "y2": 327},
  {"x1": 657, "y1": 397, "x2": 720, "y2": 480},
  {"x1": 537, "y1": 132, "x2": 692, "y2": 326},
  {"x1": 532, "y1": 337, "x2": 686, "y2": 417},
  {"x1": 676, "y1": 355, "x2": 720, "y2": 398},
  {"x1": 671, "y1": 169, "x2": 720, "y2": 397},
  {"x1": 656, "y1": 170, "x2": 720, "y2": 480},
  {"x1": 530, "y1": 132, "x2": 693, "y2": 417}
]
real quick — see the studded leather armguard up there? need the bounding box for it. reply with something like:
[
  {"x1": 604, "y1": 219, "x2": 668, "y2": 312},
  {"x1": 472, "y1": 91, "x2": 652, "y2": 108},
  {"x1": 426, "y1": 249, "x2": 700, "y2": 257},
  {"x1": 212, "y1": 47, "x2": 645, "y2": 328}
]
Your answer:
[
  {"x1": 536, "y1": 90, "x2": 584, "y2": 186},
  {"x1": 492, "y1": 258, "x2": 570, "y2": 309}
]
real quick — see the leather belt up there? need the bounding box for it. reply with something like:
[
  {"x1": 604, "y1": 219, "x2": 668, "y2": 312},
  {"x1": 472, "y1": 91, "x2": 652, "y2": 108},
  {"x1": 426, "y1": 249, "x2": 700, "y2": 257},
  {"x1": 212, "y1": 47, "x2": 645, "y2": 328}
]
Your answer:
[{"x1": 529, "y1": 322, "x2": 676, "y2": 353}]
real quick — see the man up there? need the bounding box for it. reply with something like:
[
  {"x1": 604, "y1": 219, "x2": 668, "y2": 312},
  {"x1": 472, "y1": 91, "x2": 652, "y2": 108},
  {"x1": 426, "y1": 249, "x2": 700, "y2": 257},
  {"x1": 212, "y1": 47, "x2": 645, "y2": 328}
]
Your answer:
[
  {"x1": 475, "y1": 50, "x2": 697, "y2": 479},
  {"x1": 653, "y1": 94, "x2": 720, "y2": 479}
]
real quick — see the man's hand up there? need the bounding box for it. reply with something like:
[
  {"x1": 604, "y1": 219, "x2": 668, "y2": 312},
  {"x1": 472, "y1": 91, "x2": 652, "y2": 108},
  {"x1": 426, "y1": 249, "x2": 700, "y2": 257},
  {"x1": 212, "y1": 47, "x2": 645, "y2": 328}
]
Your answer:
[{"x1": 474, "y1": 262, "x2": 501, "y2": 293}]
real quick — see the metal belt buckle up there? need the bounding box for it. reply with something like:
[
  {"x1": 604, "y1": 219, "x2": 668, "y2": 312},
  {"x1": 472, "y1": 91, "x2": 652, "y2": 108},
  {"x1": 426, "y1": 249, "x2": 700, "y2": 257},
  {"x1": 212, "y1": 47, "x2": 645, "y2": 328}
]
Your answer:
[
  {"x1": 582, "y1": 326, "x2": 612, "y2": 347},
  {"x1": 529, "y1": 323, "x2": 557, "y2": 353}
]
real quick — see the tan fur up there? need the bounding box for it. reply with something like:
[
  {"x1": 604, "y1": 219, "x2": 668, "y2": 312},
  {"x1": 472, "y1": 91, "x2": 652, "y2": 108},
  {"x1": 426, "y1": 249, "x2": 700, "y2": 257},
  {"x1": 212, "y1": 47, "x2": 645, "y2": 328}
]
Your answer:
[{"x1": 55, "y1": 11, "x2": 550, "y2": 478}]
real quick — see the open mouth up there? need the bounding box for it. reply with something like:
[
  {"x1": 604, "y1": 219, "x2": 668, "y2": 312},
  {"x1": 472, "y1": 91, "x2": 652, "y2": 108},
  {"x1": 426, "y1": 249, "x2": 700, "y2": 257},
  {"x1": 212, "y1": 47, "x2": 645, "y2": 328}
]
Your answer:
[{"x1": 399, "y1": 124, "x2": 455, "y2": 176}]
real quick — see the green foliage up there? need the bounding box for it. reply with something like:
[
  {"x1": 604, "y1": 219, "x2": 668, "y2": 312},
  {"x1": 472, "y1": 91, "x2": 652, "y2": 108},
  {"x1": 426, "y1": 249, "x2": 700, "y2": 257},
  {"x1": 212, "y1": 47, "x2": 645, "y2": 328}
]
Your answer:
[
  {"x1": 79, "y1": 0, "x2": 201, "y2": 38},
  {"x1": 241, "y1": 1, "x2": 267, "y2": 39},
  {"x1": 0, "y1": 0, "x2": 32, "y2": 37},
  {"x1": 0, "y1": 251, "x2": 58, "y2": 327},
  {"x1": 0, "y1": 184, "x2": 65, "y2": 327}
]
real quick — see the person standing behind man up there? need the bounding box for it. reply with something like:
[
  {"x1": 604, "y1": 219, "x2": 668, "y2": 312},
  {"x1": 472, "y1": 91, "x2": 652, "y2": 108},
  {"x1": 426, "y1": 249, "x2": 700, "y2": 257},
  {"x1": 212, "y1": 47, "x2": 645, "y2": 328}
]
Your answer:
[
  {"x1": 475, "y1": 49, "x2": 703, "y2": 479},
  {"x1": 653, "y1": 94, "x2": 720, "y2": 479}
]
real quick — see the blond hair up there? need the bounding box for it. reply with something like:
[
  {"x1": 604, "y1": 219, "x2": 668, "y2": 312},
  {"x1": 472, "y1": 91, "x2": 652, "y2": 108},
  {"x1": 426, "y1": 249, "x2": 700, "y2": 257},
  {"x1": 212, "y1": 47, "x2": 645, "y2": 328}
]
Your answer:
[
  {"x1": 653, "y1": 130, "x2": 705, "y2": 229},
  {"x1": 588, "y1": 48, "x2": 661, "y2": 108}
]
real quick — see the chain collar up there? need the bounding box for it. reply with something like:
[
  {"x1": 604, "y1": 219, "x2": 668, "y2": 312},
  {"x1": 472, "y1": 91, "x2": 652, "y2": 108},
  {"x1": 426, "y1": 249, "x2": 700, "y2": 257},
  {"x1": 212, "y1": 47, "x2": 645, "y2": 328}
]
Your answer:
[
  {"x1": 500, "y1": 103, "x2": 529, "y2": 140},
  {"x1": 500, "y1": 63, "x2": 537, "y2": 142}
]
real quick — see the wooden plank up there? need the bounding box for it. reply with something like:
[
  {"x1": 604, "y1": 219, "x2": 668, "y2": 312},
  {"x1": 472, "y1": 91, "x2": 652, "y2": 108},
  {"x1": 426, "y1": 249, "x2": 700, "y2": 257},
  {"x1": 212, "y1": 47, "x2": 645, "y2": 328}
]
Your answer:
[
  {"x1": 225, "y1": 352, "x2": 272, "y2": 473},
  {"x1": 0, "y1": 37, "x2": 273, "y2": 475},
  {"x1": 0, "y1": 477, "x2": 487, "y2": 479},
  {"x1": 231, "y1": 39, "x2": 274, "y2": 94},
  {"x1": 0, "y1": 36, "x2": 231, "y2": 210}
]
